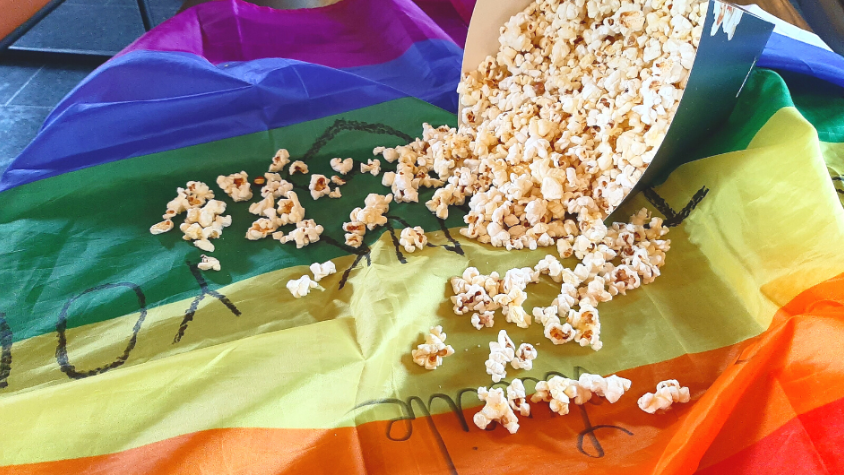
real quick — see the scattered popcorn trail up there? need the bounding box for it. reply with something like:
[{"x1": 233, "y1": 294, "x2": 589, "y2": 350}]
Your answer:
[
  {"x1": 287, "y1": 275, "x2": 319, "y2": 298},
  {"x1": 411, "y1": 326, "x2": 455, "y2": 370},
  {"x1": 638, "y1": 379, "x2": 690, "y2": 413}
]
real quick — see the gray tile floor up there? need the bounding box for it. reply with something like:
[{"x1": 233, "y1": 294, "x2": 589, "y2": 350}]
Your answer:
[{"x1": 0, "y1": 0, "x2": 182, "y2": 173}]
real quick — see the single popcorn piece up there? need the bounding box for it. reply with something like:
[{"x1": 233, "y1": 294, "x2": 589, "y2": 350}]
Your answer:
[
  {"x1": 276, "y1": 191, "x2": 306, "y2": 225},
  {"x1": 638, "y1": 380, "x2": 691, "y2": 414},
  {"x1": 411, "y1": 325, "x2": 455, "y2": 370},
  {"x1": 507, "y1": 379, "x2": 531, "y2": 417},
  {"x1": 248, "y1": 194, "x2": 275, "y2": 216},
  {"x1": 531, "y1": 376, "x2": 582, "y2": 416},
  {"x1": 330, "y1": 157, "x2": 354, "y2": 175},
  {"x1": 216, "y1": 171, "x2": 253, "y2": 202},
  {"x1": 485, "y1": 330, "x2": 516, "y2": 383},
  {"x1": 274, "y1": 219, "x2": 323, "y2": 248},
  {"x1": 328, "y1": 187, "x2": 342, "y2": 199},
  {"x1": 197, "y1": 254, "x2": 221, "y2": 272},
  {"x1": 246, "y1": 217, "x2": 278, "y2": 241},
  {"x1": 360, "y1": 159, "x2": 381, "y2": 176},
  {"x1": 269, "y1": 149, "x2": 291, "y2": 172},
  {"x1": 193, "y1": 239, "x2": 215, "y2": 253},
  {"x1": 331, "y1": 175, "x2": 346, "y2": 186},
  {"x1": 346, "y1": 193, "x2": 392, "y2": 231},
  {"x1": 150, "y1": 219, "x2": 174, "y2": 235},
  {"x1": 474, "y1": 387, "x2": 520, "y2": 434},
  {"x1": 286, "y1": 275, "x2": 319, "y2": 298},
  {"x1": 578, "y1": 373, "x2": 632, "y2": 404},
  {"x1": 471, "y1": 311, "x2": 495, "y2": 330},
  {"x1": 309, "y1": 174, "x2": 331, "y2": 200},
  {"x1": 398, "y1": 226, "x2": 428, "y2": 253},
  {"x1": 511, "y1": 343, "x2": 537, "y2": 370},
  {"x1": 310, "y1": 260, "x2": 337, "y2": 282},
  {"x1": 289, "y1": 160, "x2": 309, "y2": 175}
]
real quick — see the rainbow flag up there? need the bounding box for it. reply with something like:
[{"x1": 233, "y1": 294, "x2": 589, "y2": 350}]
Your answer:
[{"x1": 2, "y1": 0, "x2": 844, "y2": 473}]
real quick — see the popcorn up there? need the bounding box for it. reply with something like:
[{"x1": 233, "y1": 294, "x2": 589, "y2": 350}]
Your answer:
[
  {"x1": 246, "y1": 217, "x2": 278, "y2": 241},
  {"x1": 474, "y1": 387, "x2": 520, "y2": 434},
  {"x1": 216, "y1": 172, "x2": 253, "y2": 202},
  {"x1": 382, "y1": 171, "x2": 396, "y2": 187},
  {"x1": 578, "y1": 373, "x2": 632, "y2": 404},
  {"x1": 178, "y1": 199, "x2": 231, "y2": 251},
  {"x1": 248, "y1": 194, "x2": 275, "y2": 216},
  {"x1": 162, "y1": 181, "x2": 214, "y2": 219},
  {"x1": 309, "y1": 174, "x2": 331, "y2": 200},
  {"x1": 269, "y1": 149, "x2": 290, "y2": 172},
  {"x1": 471, "y1": 311, "x2": 495, "y2": 330},
  {"x1": 286, "y1": 275, "x2": 319, "y2": 298},
  {"x1": 274, "y1": 219, "x2": 324, "y2": 248},
  {"x1": 260, "y1": 173, "x2": 293, "y2": 199},
  {"x1": 310, "y1": 260, "x2": 337, "y2": 282},
  {"x1": 485, "y1": 330, "x2": 516, "y2": 383},
  {"x1": 150, "y1": 219, "x2": 174, "y2": 235},
  {"x1": 411, "y1": 325, "x2": 455, "y2": 370},
  {"x1": 276, "y1": 191, "x2": 306, "y2": 225},
  {"x1": 398, "y1": 226, "x2": 428, "y2": 253},
  {"x1": 507, "y1": 379, "x2": 531, "y2": 417},
  {"x1": 330, "y1": 158, "x2": 354, "y2": 175},
  {"x1": 511, "y1": 343, "x2": 537, "y2": 370},
  {"x1": 328, "y1": 188, "x2": 342, "y2": 199},
  {"x1": 331, "y1": 175, "x2": 346, "y2": 186},
  {"x1": 346, "y1": 193, "x2": 392, "y2": 231},
  {"x1": 638, "y1": 379, "x2": 690, "y2": 413},
  {"x1": 197, "y1": 254, "x2": 221, "y2": 272},
  {"x1": 568, "y1": 303, "x2": 603, "y2": 351},
  {"x1": 194, "y1": 239, "x2": 215, "y2": 253},
  {"x1": 361, "y1": 159, "x2": 381, "y2": 176},
  {"x1": 289, "y1": 161, "x2": 309, "y2": 175},
  {"x1": 531, "y1": 376, "x2": 581, "y2": 415},
  {"x1": 343, "y1": 221, "x2": 367, "y2": 248}
]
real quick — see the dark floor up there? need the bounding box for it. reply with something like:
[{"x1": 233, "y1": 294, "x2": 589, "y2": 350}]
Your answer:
[{"x1": 0, "y1": 0, "x2": 182, "y2": 173}]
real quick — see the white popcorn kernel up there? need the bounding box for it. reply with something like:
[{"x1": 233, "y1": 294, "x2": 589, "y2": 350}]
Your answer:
[
  {"x1": 348, "y1": 193, "x2": 392, "y2": 231},
  {"x1": 471, "y1": 311, "x2": 495, "y2": 329},
  {"x1": 309, "y1": 260, "x2": 337, "y2": 282},
  {"x1": 638, "y1": 379, "x2": 690, "y2": 413},
  {"x1": 286, "y1": 275, "x2": 319, "y2": 298},
  {"x1": 474, "y1": 387, "x2": 520, "y2": 434},
  {"x1": 276, "y1": 219, "x2": 323, "y2": 248},
  {"x1": 578, "y1": 373, "x2": 632, "y2": 404},
  {"x1": 261, "y1": 173, "x2": 293, "y2": 199},
  {"x1": 511, "y1": 343, "x2": 537, "y2": 370},
  {"x1": 331, "y1": 175, "x2": 347, "y2": 186},
  {"x1": 289, "y1": 161, "x2": 309, "y2": 175},
  {"x1": 531, "y1": 376, "x2": 582, "y2": 416},
  {"x1": 382, "y1": 171, "x2": 396, "y2": 187},
  {"x1": 568, "y1": 303, "x2": 602, "y2": 351},
  {"x1": 246, "y1": 217, "x2": 278, "y2": 241},
  {"x1": 193, "y1": 239, "x2": 215, "y2": 253},
  {"x1": 269, "y1": 149, "x2": 291, "y2": 172},
  {"x1": 150, "y1": 219, "x2": 174, "y2": 235},
  {"x1": 345, "y1": 233, "x2": 363, "y2": 248},
  {"x1": 486, "y1": 330, "x2": 516, "y2": 383},
  {"x1": 507, "y1": 379, "x2": 531, "y2": 417},
  {"x1": 411, "y1": 325, "x2": 455, "y2": 370},
  {"x1": 276, "y1": 191, "x2": 306, "y2": 225},
  {"x1": 373, "y1": 146, "x2": 400, "y2": 163},
  {"x1": 330, "y1": 158, "x2": 354, "y2": 175},
  {"x1": 197, "y1": 254, "x2": 221, "y2": 272},
  {"x1": 534, "y1": 254, "x2": 564, "y2": 282},
  {"x1": 398, "y1": 226, "x2": 428, "y2": 253},
  {"x1": 248, "y1": 194, "x2": 275, "y2": 216},
  {"x1": 328, "y1": 187, "x2": 342, "y2": 199},
  {"x1": 216, "y1": 171, "x2": 253, "y2": 202},
  {"x1": 361, "y1": 159, "x2": 381, "y2": 176},
  {"x1": 309, "y1": 174, "x2": 331, "y2": 200}
]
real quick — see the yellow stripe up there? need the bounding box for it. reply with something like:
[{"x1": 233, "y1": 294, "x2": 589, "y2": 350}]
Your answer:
[{"x1": 1, "y1": 107, "x2": 843, "y2": 465}]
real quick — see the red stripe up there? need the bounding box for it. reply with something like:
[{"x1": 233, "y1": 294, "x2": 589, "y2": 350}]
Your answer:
[{"x1": 696, "y1": 396, "x2": 844, "y2": 475}]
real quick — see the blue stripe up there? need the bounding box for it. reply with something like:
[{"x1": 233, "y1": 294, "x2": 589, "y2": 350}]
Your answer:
[
  {"x1": 758, "y1": 33, "x2": 844, "y2": 90},
  {"x1": 1, "y1": 40, "x2": 461, "y2": 193}
]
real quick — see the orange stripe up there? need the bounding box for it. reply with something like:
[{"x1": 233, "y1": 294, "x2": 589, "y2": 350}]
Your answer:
[
  {"x1": 0, "y1": 0, "x2": 53, "y2": 41},
  {"x1": 5, "y1": 273, "x2": 844, "y2": 474}
]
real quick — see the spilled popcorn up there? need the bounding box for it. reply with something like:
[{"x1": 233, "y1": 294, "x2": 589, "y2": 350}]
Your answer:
[
  {"x1": 287, "y1": 275, "x2": 319, "y2": 298},
  {"x1": 638, "y1": 379, "x2": 690, "y2": 413},
  {"x1": 411, "y1": 326, "x2": 455, "y2": 370}
]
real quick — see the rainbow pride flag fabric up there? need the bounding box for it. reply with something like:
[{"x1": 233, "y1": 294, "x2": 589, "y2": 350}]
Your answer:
[{"x1": 2, "y1": 0, "x2": 844, "y2": 473}]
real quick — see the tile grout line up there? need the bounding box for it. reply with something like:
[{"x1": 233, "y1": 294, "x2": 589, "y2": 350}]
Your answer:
[{"x1": 4, "y1": 66, "x2": 45, "y2": 107}]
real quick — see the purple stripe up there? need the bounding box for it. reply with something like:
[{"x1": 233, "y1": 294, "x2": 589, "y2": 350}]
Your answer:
[{"x1": 118, "y1": 0, "x2": 457, "y2": 68}]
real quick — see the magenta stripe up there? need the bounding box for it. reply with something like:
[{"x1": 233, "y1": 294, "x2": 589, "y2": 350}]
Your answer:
[{"x1": 118, "y1": 0, "x2": 461, "y2": 68}]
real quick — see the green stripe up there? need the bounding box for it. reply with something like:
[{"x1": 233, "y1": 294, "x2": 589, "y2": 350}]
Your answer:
[
  {"x1": 779, "y1": 70, "x2": 844, "y2": 143},
  {"x1": 0, "y1": 97, "x2": 459, "y2": 342}
]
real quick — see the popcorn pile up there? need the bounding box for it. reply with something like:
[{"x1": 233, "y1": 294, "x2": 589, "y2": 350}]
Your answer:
[
  {"x1": 637, "y1": 379, "x2": 690, "y2": 413},
  {"x1": 475, "y1": 373, "x2": 631, "y2": 433},
  {"x1": 373, "y1": 0, "x2": 705, "y2": 247},
  {"x1": 412, "y1": 326, "x2": 456, "y2": 370}
]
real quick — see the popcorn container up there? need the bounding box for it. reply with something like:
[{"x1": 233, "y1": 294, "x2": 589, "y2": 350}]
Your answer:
[{"x1": 461, "y1": 0, "x2": 775, "y2": 205}]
